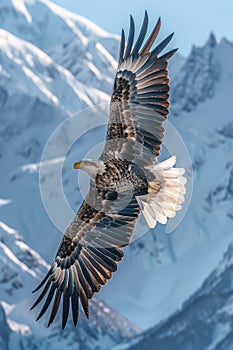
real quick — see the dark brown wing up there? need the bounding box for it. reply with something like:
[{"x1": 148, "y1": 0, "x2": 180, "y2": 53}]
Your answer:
[
  {"x1": 31, "y1": 182, "x2": 140, "y2": 329},
  {"x1": 101, "y1": 11, "x2": 177, "y2": 166}
]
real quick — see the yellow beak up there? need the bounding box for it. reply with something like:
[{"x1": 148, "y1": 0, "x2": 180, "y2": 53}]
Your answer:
[{"x1": 73, "y1": 161, "x2": 82, "y2": 170}]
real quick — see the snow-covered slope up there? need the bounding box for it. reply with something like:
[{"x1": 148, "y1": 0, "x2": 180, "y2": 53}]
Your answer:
[
  {"x1": 0, "y1": 298, "x2": 140, "y2": 350},
  {"x1": 122, "y1": 242, "x2": 233, "y2": 350},
  {"x1": 0, "y1": 26, "x2": 110, "y2": 185},
  {"x1": 0, "y1": 0, "x2": 120, "y2": 53},
  {"x1": 0, "y1": 27, "x2": 108, "y2": 118},
  {"x1": 0, "y1": 221, "x2": 48, "y2": 302},
  {"x1": 49, "y1": 35, "x2": 117, "y2": 94},
  {"x1": 171, "y1": 33, "x2": 220, "y2": 115},
  {"x1": 0, "y1": 0, "x2": 119, "y2": 95}
]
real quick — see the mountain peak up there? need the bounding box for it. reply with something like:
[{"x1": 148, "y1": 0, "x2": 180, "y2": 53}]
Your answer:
[
  {"x1": 0, "y1": 0, "x2": 119, "y2": 52},
  {"x1": 171, "y1": 32, "x2": 220, "y2": 115},
  {"x1": 206, "y1": 31, "x2": 217, "y2": 48}
]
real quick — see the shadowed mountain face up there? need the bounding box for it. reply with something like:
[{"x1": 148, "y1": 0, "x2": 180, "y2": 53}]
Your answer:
[
  {"x1": 1, "y1": 0, "x2": 233, "y2": 348},
  {"x1": 125, "y1": 243, "x2": 233, "y2": 350},
  {"x1": 0, "y1": 304, "x2": 10, "y2": 350}
]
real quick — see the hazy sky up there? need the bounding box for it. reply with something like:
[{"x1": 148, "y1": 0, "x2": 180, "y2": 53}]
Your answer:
[{"x1": 52, "y1": 0, "x2": 231, "y2": 56}]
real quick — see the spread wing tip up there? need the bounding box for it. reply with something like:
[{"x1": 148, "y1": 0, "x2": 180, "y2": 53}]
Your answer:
[{"x1": 118, "y1": 12, "x2": 176, "y2": 67}]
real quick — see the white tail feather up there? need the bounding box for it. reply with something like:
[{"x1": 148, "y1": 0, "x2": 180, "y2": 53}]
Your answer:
[{"x1": 136, "y1": 156, "x2": 186, "y2": 228}]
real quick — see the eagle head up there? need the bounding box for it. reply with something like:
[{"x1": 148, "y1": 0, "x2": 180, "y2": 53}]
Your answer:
[{"x1": 73, "y1": 159, "x2": 106, "y2": 179}]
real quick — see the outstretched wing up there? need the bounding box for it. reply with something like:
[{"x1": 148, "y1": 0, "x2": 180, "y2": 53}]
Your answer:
[
  {"x1": 31, "y1": 182, "x2": 140, "y2": 329},
  {"x1": 101, "y1": 11, "x2": 177, "y2": 166}
]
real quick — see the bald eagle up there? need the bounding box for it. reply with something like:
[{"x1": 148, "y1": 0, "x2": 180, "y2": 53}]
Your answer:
[{"x1": 31, "y1": 12, "x2": 186, "y2": 329}]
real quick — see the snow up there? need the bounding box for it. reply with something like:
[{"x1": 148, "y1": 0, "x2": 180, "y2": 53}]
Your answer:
[
  {"x1": 0, "y1": 222, "x2": 16, "y2": 234},
  {"x1": 0, "y1": 242, "x2": 37, "y2": 278},
  {"x1": 0, "y1": 28, "x2": 109, "y2": 113},
  {"x1": 0, "y1": 0, "x2": 119, "y2": 96},
  {"x1": 0, "y1": 199, "x2": 12, "y2": 207},
  {"x1": 8, "y1": 319, "x2": 31, "y2": 335},
  {"x1": 11, "y1": 0, "x2": 32, "y2": 23},
  {"x1": 0, "y1": 0, "x2": 120, "y2": 53}
]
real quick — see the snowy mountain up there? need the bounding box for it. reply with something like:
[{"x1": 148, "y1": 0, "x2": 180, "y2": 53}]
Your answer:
[
  {"x1": 0, "y1": 0, "x2": 120, "y2": 53},
  {"x1": 0, "y1": 299, "x2": 140, "y2": 350},
  {"x1": 0, "y1": 0, "x2": 119, "y2": 95},
  {"x1": 0, "y1": 220, "x2": 47, "y2": 301},
  {"x1": 49, "y1": 35, "x2": 117, "y2": 94},
  {"x1": 117, "y1": 242, "x2": 233, "y2": 350},
  {"x1": 0, "y1": 27, "x2": 109, "y2": 121},
  {"x1": 1, "y1": 0, "x2": 233, "y2": 348},
  {"x1": 171, "y1": 33, "x2": 220, "y2": 115}
]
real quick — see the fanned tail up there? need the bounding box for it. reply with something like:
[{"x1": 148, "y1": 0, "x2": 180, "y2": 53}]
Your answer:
[{"x1": 136, "y1": 156, "x2": 186, "y2": 228}]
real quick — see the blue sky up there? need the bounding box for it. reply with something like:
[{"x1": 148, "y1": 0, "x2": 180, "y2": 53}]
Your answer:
[{"x1": 52, "y1": 0, "x2": 232, "y2": 56}]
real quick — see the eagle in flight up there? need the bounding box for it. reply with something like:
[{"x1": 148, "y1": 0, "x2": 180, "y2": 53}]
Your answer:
[{"x1": 31, "y1": 11, "x2": 186, "y2": 329}]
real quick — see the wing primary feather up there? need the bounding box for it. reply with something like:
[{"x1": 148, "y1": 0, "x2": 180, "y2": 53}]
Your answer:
[
  {"x1": 68, "y1": 268, "x2": 74, "y2": 296},
  {"x1": 79, "y1": 288, "x2": 89, "y2": 319},
  {"x1": 150, "y1": 32, "x2": 174, "y2": 58},
  {"x1": 32, "y1": 262, "x2": 56, "y2": 293},
  {"x1": 47, "y1": 289, "x2": 62, "y2": 327},
  {"x1": 36, "y1": 284, "x2": 56, "y2": 321},
  {"x1": 159, "y1": 48, "x2": 178, "y2": 60},
  {"x1": 59, "y1": 268, "x2": 69, "y2": 292},
  {"x1": 62, "y1": 290, "x2": 70, "y2": 330},
  {"x1": 75, "y1": 261, "x2": 91, "y2": 298},
  {"x1": 108, "y1": 247, "x2": 124, "y2": 259},
  {"x1": 84, "y1": 249, "x2": 111, "y2": 279},
  {"x1": 72, "y1": 264, "x2": 89, "y2": 319},
  {"x1": 88, "y1": 246, "x2": 117, "y2": 271},
  {"x1": 140, "y1": 17, "x2": 161, "y2": 56},
  {"x1": 81, "y1": 254, "x2": 106, "y2": 285},
  {"x1": 78, "y1": 257, "x2": 98, "y2": 293},
  {"x1": 71, "y1": 289, "x2": 79, "y2": 327},
  {"x1": 87, "y1": 247, "x2": 117, "y2": 272},
  {"x1": 30, "y1": 280, "x2": 51, "y2": 310},
  {"x1": 125, "y1": 15, "x2": 135, "y2": 58},
  {"x1": 131, "y1": 10, "x2": 148, "y2": 58},
  {"x1": 118, "y1": 28, "x2": 126, "y2": 65}
]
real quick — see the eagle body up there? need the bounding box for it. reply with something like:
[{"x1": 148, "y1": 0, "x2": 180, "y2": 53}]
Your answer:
[
  {"x1": 31, "y1": 12, "x2": 187, "y2": 329},
  {"x1": 56, "y1": 159, "x2": 148, "y2": 267},
  {"x1": 95, "y1": 159, "x2": 149, "y2": 197}
]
